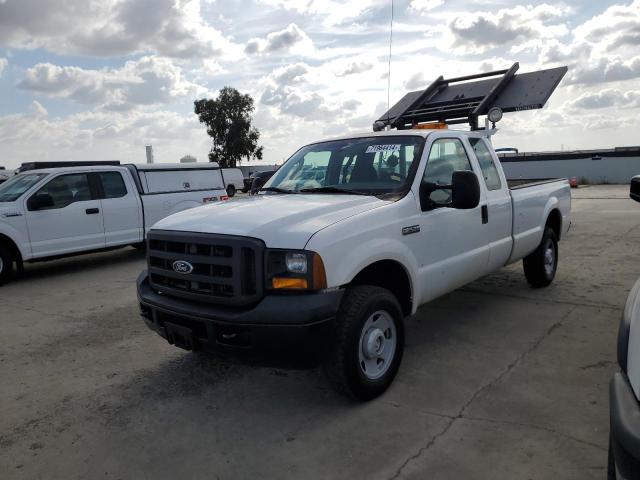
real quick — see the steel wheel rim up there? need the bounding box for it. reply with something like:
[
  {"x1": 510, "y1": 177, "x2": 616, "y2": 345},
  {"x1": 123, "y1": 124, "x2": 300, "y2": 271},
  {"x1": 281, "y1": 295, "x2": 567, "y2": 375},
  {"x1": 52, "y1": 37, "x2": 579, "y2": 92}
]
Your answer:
[
  {"x1": 543, "y1": 240, "x2": 555, "y2": 277},
  {"x1": 358, "y1": 310, "x2": 397, "y2": 380}
]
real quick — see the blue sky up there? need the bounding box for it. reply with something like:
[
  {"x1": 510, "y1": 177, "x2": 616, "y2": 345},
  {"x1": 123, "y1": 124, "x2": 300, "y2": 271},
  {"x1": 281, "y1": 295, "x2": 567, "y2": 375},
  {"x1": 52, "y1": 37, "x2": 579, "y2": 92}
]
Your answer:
[{"x1": 0, "y1": 0, "x2": 639, "y2": 168}]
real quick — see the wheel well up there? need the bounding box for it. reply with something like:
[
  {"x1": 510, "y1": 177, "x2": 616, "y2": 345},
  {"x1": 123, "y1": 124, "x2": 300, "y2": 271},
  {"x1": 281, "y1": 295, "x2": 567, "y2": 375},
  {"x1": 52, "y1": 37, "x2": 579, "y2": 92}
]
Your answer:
[
  {"x1": 0, "y1": 233, "x2": 22, "y2": 265},
  {"x1": 350, "y1": 260, "x2": 412, "y2": 316},
  {"x1": 546, "y1": 209, "x2": 562, "y2": 240}
]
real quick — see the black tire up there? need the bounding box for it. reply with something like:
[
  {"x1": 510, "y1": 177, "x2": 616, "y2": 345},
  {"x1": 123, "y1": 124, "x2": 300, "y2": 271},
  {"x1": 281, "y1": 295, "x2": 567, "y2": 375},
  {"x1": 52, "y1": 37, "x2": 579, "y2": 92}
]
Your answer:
[
  {"x1": 608, "y1": 435, "x2": 616, "y2": 480},
  {"x1": 0, "y1": 243, "x2": 14, "y2": 286},
  {"x1": 323, "y1": 285, "x2": 405, "y2": 401},
  {"x1": 132, "y1": 242, "x2": 146, "y2": 251},
  {"x1": 523, "y1": 226, "x2": 558, "y2": 288},
  {"x1": 226, "y1": 185, "x2": 236, "y2": 197}
]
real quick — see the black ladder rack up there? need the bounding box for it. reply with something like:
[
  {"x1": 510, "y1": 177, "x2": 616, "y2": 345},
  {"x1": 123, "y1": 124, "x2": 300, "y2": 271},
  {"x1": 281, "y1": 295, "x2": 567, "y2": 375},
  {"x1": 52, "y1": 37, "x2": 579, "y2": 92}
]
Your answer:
[{"x1": 374, "y1": 62, "x2": 567, "y2": 131}]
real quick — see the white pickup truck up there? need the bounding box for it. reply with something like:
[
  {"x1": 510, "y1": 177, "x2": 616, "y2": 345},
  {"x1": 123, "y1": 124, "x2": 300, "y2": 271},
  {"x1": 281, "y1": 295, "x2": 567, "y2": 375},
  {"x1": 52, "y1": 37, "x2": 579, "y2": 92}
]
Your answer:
[
  {"x1": 137, "y1": 127, "x2": 571, "y2": 399},
  {"x1": 0, "y1": 162, "x2": 227, "y2": 284}
]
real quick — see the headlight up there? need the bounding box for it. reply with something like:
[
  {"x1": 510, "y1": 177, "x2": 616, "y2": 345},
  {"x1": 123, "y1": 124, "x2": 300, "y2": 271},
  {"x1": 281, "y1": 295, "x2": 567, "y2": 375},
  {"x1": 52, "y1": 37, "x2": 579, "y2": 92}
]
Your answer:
[
  {"x1": 265, "y1": 250, "x2": 327, "y2": 291},
  {"x1": 285, "y1": 252, "x2": 307, "y2": 274}
]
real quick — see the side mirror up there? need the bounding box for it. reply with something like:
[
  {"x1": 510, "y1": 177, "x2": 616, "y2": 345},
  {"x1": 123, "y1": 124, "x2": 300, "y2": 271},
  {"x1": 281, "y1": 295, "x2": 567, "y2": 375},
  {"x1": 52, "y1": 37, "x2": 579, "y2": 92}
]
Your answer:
[
  {"x1": 451, "y1": 170, "x2": 480, "y2": 209},
  {"x1": 28, "y1": 193, "x2": 54, "y2": 211},
  {"x1": 630, "y1": 176, "x2": 640, "y2": 203},
  {"x1": 419, "y1": 170, "x2": 480, "y2": 211}
]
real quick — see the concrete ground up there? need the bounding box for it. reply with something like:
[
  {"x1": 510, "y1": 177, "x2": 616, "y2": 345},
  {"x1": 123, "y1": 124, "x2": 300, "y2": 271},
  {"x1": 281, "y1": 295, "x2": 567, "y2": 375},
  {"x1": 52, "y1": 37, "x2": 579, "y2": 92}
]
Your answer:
[{"x1": 1, "y1": 185, "x2": 638, "y2": 479}]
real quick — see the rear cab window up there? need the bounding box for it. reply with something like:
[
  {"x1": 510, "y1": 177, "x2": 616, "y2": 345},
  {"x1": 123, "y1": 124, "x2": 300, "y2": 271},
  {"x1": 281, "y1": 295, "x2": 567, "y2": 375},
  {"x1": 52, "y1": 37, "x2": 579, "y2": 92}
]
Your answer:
[
  {"x1": 98, "y1": 171, "x2": 128, "y2": 198},
  {"x1": 469, "y1": 138, "x2": 502, "y2": 191}
]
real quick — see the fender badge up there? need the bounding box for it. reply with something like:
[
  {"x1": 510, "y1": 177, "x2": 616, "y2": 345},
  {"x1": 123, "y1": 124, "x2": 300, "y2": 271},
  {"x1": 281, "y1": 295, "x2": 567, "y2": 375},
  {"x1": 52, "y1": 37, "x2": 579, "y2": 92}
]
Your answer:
[{"x1": 402, "y1": 225, "x2": 420, "y2": 235}]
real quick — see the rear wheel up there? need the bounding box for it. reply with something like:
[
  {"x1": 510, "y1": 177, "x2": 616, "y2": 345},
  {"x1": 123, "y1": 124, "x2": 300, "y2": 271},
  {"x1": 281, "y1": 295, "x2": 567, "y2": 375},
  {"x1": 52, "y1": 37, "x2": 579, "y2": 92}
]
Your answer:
[
  {"x1": 226, "y1": 185, "x2": 236, "y2": 197},
  {"x1": 608, "y1": 436, "x2": 616, "y2": 480},
  {"x1": 323, "y1": 285, "x2": 404, "y2": 401},
  {"x1": 523, "y1": 226, "x2": 558, "y2": 288},
  {"x1": 0, "y1": 243, "x2": 14, "y2": 285}
]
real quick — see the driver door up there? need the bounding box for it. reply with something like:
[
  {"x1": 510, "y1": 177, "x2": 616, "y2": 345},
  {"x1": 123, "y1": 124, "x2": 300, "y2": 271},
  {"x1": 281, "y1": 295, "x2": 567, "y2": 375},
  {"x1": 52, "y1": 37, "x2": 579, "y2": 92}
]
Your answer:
[
  {"x1": 411, "y1": 137, "x2": 490, "y2": 302},
  {"x1": 25, "y1": 172, "x2": 105, "y2": 257}
]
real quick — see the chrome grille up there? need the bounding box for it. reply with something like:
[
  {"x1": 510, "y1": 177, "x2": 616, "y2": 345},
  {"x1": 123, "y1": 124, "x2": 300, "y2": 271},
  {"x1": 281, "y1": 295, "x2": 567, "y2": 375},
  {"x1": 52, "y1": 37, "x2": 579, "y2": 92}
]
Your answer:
[{"x1": 147, "y1": 231, "x2": 264, "y2": 306}]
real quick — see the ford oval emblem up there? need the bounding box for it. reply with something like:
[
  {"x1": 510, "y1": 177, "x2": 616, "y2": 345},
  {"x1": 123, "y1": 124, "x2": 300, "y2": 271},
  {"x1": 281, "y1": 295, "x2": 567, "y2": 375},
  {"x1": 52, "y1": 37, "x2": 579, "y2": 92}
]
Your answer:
[{"x1": 172, "y1": 260, "x2": 194, "y2": 274}]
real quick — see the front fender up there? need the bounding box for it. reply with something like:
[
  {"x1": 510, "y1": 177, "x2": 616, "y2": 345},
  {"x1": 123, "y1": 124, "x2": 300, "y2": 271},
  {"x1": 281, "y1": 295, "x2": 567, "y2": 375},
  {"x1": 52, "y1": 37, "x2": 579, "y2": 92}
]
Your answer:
[
  {"x1": 0, "y1": 220, "x2": 30, "y2": 261},
  {"x1": 313, "y1": 237, "x2": 420, "y2": 314}
]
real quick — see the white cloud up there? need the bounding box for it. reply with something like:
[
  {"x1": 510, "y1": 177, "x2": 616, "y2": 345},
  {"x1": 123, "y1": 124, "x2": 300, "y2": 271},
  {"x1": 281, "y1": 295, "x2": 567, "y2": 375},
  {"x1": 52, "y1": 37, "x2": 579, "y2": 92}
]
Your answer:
[
  {"x1": 0, "y1": 107, "x2": 211, "y2": 165},
  {"x1": 18, "y1": 56, "x2": 207, "y2": 109},
  {"x1": 245, "y1": 23, "x2": 313, "y2": 55},
  {"x1": 409, "y1": 0, "x2": 444, "y2": 13},
  {"x1": 0, "y1": 0, "x2": 238, "y2": 59},
  {"x1": 0, "y1": 57, "x2": 6, "y2": 77},
  {"x1": 257, "y1": 0, "x2": 386, "y2": 27},
  {"x1": 567, "y1": 88, "x2": 640, "y2": 110},
  {"x1": 541, "y1": 1, "x2": 640, "y2": 85},
  {"x1": 335, "y1": 60, "x2": 374, "y2": 77},
  {"x1": 404, "y1": 72, "x2": 426, "y2": 90},
  {"x1": 448, "y1": 3, "x2": 570, "y2": 54}
]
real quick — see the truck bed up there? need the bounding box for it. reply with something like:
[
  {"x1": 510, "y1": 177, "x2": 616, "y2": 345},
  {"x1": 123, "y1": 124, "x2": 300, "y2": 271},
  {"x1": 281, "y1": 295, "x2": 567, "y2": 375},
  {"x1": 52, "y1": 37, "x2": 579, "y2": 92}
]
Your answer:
[{"x1": 506, "y1": 177, "x2": 571, "y2": 264}]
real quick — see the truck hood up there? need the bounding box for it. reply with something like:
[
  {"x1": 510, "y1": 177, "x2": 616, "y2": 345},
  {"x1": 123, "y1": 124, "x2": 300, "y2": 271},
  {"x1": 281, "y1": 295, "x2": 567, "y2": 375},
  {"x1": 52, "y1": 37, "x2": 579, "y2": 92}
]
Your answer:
[{"x1": 151, "y1": 194, "x2": 390, "y2": 249}]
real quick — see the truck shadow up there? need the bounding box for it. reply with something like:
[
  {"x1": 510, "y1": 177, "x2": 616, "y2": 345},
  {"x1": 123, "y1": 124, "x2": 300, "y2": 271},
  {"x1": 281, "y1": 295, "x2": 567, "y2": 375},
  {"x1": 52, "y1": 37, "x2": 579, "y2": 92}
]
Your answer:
[{"x1": 14, "y1": 247, "x2": 146, "y2": 283}]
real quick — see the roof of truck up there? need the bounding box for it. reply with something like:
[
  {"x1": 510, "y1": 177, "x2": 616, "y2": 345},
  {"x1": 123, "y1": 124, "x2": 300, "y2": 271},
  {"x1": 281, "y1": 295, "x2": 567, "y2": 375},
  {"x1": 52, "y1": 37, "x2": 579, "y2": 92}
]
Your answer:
[
  {"x1": 134, "y1": 162, "x2": 220, "y2": 170},
  {"x1": 314, "y1": 127, "x2": 493, "y2": 145},
  {"x1": 16, "y1": 162, "x2": 221, "y2": 175}
]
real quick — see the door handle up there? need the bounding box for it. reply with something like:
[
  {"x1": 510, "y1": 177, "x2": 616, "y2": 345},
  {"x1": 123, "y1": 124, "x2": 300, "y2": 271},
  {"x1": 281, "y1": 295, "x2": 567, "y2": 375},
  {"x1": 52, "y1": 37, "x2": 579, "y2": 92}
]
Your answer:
[
  {"x1": 85, "y1": 208, "x2": 100, "y2": 215},
  {"x1": 481, "y1": 205, "x2": 488, "y2": 224}
]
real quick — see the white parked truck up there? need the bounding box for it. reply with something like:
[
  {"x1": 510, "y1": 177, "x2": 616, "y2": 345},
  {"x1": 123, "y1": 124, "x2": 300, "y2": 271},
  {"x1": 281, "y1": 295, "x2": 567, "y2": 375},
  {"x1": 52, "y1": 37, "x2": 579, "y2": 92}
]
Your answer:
[
  {"x1": 137, "y1": 64, "x2": 572, "y2": 399},
  {"x1": 221, "y1": 168, "x2": 244, "y2": 197},
  {"x1": 608, "y1": 175, "x2": 640, "y2": 479},
  {"x1": 0, "y1": 162, "x2": 228, "y2": 284}
]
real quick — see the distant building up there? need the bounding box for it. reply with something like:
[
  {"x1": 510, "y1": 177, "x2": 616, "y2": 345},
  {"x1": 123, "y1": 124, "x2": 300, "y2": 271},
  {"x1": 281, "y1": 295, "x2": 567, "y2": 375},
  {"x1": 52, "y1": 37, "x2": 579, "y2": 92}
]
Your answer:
[
  {"x1": 145, "y1": 145, "x2": 154, "y2": 164},
  {"x1": 499, "y1": 146, "x2": 640, "y2": 184}
]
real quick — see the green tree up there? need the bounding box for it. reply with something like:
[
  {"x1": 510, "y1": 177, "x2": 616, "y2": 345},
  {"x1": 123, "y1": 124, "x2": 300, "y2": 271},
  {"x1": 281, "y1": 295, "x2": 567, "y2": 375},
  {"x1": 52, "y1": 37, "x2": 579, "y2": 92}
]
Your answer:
[{"x1": 194, "y1": 87, "x2": 263, "y2": 168}]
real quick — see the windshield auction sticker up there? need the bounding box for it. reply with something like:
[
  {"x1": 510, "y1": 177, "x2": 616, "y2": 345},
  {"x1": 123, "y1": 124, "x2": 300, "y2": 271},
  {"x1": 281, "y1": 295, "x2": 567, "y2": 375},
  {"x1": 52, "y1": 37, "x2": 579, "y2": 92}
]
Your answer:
[{"x1": 366, "y1": 144, "x2": 400, "y2": 153}]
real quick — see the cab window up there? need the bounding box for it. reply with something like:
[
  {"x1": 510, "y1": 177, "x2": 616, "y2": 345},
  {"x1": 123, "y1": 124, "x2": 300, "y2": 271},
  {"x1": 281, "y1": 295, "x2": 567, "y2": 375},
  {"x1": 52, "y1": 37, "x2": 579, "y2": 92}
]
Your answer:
[
  {"x1": 469, "y1": 138, "x2": 502, "y2": 191},
  {"x1": 422, "y1": 138, "x2": 473, "y2": 205},
  {"x1": 99, "y1": 172, "x2": 127, "y2": 198},
  {"x1": 29, "y1": 173, "x2": 92, "y2": 210}
]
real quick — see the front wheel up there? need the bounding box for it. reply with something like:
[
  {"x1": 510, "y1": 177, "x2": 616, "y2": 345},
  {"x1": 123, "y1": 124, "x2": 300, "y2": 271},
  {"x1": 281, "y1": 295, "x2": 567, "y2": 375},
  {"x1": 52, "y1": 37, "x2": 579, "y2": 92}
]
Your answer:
[
  {"x1": 0, "y1": 243, "x2": 14, "y2": 285},
  {"x1": 323, "y1": 285, "x2": 404, "y2": 401},
  {"x1": 523, "y1": 226, "x2": 558, "y2": 288}
]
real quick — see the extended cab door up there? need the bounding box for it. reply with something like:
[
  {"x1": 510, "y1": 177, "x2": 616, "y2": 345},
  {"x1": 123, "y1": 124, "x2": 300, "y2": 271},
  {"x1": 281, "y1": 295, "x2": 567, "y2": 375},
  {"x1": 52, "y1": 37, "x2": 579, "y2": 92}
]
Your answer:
[
  {"x1": 410, "y1": 136, "x2": 490, "y2": 302},
  {"x1": 94, "y1": 171, "x2": 142, "y2": 246},
  {"x1": 24, "y1": 172, "x2": 105, "y2": 257},
  {"x1": 467, "y1": 137, "x2": 513, "y2": 271}
]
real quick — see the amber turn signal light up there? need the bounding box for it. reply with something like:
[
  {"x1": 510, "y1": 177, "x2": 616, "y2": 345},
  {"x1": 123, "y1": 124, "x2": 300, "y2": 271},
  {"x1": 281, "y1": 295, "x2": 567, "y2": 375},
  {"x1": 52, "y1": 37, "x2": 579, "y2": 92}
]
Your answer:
[{"x1": 272, "y1": 277, "x2": 308, "y2": 289}]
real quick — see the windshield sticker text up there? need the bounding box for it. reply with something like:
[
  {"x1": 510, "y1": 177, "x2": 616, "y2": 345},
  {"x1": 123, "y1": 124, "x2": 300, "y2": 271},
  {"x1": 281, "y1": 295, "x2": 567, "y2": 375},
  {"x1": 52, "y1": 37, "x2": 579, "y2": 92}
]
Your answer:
[{"x1": 365, "y1": 144, "x2": 400, "y2": 154}]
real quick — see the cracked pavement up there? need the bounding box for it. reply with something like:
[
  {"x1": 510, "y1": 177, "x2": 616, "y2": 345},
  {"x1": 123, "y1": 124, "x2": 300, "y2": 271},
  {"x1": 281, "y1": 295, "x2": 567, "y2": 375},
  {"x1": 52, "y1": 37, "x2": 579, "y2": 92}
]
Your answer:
[{"x1": 1, "y1": 185, "x2": 638, "y2": 479}]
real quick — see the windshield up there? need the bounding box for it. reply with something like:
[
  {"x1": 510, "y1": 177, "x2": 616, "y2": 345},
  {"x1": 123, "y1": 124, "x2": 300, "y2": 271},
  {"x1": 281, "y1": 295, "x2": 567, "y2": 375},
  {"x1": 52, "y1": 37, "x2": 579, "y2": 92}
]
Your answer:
[
  {"x1": 263, "y1": 135, "x2": 425, "y2": 196},
  {"x1": 0, "y1": 173, "x2": 48, "y2": 202}
]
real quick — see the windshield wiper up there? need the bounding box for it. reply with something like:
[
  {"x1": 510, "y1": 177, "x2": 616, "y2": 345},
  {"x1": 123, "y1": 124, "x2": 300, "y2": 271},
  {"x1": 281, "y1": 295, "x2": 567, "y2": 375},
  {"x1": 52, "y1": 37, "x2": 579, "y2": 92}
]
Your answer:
[
  {"x1": 259, "y1": 187, "x2": 297, "y2": 194},
  {"x1": 300, "y1": 186, "x2": 370, "y2": 195}
]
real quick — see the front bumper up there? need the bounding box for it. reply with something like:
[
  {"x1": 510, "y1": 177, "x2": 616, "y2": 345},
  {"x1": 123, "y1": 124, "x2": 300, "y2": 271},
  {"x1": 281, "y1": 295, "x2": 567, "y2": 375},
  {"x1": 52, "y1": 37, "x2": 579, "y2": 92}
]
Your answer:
[
  {"x1": 137, "y1": 271, "x2": 343, "y2": 364},
  {"x1": 610, "y1": 372, "x2": 640, "y2": 479}
]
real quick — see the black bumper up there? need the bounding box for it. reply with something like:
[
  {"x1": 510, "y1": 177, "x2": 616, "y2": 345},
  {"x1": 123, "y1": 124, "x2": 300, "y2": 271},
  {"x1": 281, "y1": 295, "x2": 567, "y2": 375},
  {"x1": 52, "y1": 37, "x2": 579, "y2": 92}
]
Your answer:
[
  {"x1": 137, "y1": 271, "x2": 343, "y2": 364},
  {"x1": 610, "y1": 372, "x2": 640, "y2": 479}
]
